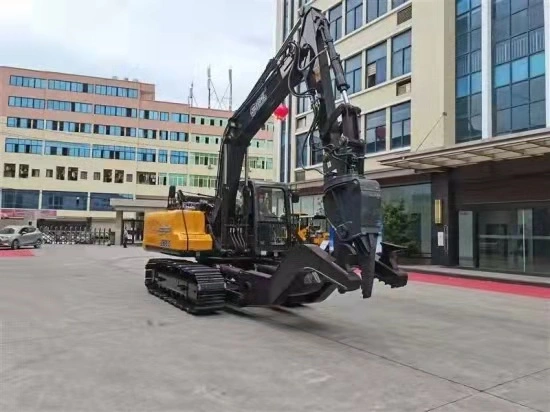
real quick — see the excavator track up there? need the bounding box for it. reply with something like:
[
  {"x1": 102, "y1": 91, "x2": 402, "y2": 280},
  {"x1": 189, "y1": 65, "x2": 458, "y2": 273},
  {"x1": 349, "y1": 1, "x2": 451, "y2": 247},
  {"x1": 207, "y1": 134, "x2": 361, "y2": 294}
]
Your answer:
[{"x1": 144, "y1": 258, "x2": 226, "y2": 315}]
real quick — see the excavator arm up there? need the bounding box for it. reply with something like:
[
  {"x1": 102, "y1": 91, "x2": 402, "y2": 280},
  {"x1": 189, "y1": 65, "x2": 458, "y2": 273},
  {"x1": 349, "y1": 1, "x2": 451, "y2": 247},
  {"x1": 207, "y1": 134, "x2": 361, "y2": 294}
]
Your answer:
[
  {"x1": 210, "y1": 6, "x2": 347, "y2": 236},
  {"x1": 209, "y1": 6, "x2": 407, "y2": 299}
]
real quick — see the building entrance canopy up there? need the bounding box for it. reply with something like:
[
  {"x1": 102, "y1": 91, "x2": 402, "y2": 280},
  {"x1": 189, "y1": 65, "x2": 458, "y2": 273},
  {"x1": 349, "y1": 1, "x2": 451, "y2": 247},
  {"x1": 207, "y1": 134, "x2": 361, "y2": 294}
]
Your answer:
[{"x1": 380, "y1": 130, "x2": 550, "y2": 173}]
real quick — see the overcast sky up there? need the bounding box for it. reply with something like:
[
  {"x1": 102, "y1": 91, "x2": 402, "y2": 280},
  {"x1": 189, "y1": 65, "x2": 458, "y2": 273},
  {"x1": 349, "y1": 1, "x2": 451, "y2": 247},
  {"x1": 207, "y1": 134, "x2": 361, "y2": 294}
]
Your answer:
[{"x1": 0, "y1": 0, "x2": 277, "y2": 109}]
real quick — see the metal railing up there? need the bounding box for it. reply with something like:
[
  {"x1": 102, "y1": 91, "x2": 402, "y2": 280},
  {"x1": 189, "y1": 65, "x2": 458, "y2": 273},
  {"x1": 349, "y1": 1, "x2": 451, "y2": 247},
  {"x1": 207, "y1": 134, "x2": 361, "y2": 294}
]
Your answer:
[{"x1": 38, "y1": 227, "x2": 114, "y2": 245}]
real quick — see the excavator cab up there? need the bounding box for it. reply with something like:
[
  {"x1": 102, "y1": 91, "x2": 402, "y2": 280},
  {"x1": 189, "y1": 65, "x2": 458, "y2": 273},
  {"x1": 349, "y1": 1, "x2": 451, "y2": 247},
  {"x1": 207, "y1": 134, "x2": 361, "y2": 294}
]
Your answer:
[{"x1": 233, "y1": 180, "x2": 295, "y2": 256}]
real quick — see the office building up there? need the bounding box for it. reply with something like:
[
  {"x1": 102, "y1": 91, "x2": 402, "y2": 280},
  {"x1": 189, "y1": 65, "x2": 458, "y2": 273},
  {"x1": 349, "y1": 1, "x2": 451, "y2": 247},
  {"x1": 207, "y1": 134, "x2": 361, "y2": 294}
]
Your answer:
[
  {"x1": 0, "y1": 66, "x2": 276, "y2": 231},
  {"x1": 275, "y1": 0, "x2": 550, "y2": 275}
]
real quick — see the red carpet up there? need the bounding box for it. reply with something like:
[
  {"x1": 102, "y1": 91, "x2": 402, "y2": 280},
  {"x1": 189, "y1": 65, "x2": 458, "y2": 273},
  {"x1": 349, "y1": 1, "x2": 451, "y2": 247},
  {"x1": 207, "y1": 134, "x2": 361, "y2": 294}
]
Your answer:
[
  {"x1": 409, "y1": 272, "x2": 550, "y2": 299},
  {"x1": 0, "y1": 249, "x2": 35, "y2": 257}
]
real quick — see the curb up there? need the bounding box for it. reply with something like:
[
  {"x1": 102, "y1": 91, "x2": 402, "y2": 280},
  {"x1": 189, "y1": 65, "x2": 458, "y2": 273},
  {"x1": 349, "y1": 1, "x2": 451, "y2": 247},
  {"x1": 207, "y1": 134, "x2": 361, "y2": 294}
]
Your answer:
[{"x1": 402, "y1": 268, "x2": 550, "y2": 289}]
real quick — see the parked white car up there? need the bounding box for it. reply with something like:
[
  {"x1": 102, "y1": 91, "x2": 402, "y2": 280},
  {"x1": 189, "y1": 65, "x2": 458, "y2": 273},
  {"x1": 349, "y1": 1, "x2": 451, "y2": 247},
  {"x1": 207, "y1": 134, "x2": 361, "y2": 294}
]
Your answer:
[{"x1": 0, "y1": 225, "x2": 43, "y2": 249}]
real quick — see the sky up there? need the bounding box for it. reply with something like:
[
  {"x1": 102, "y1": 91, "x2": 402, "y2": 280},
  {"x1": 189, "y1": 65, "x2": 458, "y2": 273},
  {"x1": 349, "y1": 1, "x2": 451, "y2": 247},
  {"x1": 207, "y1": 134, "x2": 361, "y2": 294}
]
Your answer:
[{"x1": 0, "y1": 0, "x2": 277, "y2": 109}]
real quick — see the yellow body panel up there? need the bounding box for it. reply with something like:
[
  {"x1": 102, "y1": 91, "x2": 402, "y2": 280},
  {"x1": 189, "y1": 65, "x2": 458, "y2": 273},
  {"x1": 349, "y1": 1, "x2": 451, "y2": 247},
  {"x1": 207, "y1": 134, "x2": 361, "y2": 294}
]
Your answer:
[{"x1": 143, "y1": 209, "x2": 213, "y2": 252}]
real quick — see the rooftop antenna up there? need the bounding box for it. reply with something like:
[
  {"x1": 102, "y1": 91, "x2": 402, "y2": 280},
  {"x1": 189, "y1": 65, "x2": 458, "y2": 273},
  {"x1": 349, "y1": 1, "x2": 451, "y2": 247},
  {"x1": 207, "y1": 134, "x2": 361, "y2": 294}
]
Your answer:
[
  {"x1": 228, "y1": 67, "x2": 233, "y2": 111},
  {"x1": 207, "y1": 66, "x2": 232, "y2": 110},
  {"x1": 207, "y1": 65, "x2": 212, "y2": 109},
  {"x1": 188, "y1": 82, "x2": 194, "y2": 107}
]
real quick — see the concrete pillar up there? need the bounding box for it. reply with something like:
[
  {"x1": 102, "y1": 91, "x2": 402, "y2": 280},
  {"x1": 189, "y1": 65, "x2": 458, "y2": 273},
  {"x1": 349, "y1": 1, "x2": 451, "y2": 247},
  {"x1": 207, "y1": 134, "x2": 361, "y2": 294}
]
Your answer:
[
  {"x1": 431, "y1": 172, "x2": 458, "y2": 267},
  {"x1": 115, "y1": 210, "x2": 124, "y2": 245}
]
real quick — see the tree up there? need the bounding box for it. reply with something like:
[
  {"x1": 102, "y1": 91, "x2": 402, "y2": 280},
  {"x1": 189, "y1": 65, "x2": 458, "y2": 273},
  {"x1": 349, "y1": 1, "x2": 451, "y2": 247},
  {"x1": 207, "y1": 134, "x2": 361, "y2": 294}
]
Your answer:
[{"x1": 382, "y1": 200, "x2": 420, "y2": 257}]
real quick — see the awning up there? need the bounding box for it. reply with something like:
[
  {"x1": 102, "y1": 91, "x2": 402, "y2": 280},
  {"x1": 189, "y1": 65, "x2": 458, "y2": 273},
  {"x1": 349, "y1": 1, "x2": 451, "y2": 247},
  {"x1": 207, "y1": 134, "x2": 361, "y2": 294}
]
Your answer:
[
  {"x1": 290, "y1": 167, "x2": 418, "y2": 191},
  {"x1": 110, "y1": 198, "x2": 166, "y2": 212},
  {"x1": 380, "y1": 129, "x2": 550, "y2": 172}
]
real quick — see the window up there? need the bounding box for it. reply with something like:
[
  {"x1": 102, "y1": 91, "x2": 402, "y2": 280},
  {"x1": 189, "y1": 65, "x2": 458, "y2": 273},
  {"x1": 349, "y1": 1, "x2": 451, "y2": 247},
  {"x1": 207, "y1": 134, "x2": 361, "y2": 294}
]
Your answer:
[
  {"x1": 168, "y1": 174, "x2": 187, "y2": 187},
  {"x1": 5, "y1": 138, "x2": 43, "y2": 154},
  {"x1": 103, "y1": 169, "x2": 113, "y2": 183},
  {"x1": 295, "y1": 133, "x2": 307, "y2": 168},
  {"x1": 93, "y1": 124, "x2": 135, "y2": 137},
  {"x1": 89, "y1": 193, "x2": 133, "y2": 211},
  {"x1": 189, "y1": 175, "x2": 217, "y2": 188},
  {"x1": 92, "y1": 145, "x2": 135, "y2": 160},
  {"x1": 46, "y1": 169, "x2": 53, "y2": 178},
  {"x1": 80, "y1": 171, "x2": 88, "y2": 180},
  {"x1": 159, "y1": 130, "x2": 169, "y2": 140},
  {"x1": 309, "y1": 132, "x2": 323, "y2": 165},
  {"x1": 68, "y1": 167, "x2": 78, "y2": 181},
  {"x1": 19, "y1": 164, "x2": 29, "y2": 178},
  {"x1": 41, "y1": 191, "x2": 87, "y2": 211},
  {"x1": 44, "y1": 141, "x2": 90, "y2": 158},
  {"x1": 328, "y1": 3, "x2": 343, "y2": 41},
  {"x1": 10, "y1": 76, "x2": 47, "y2": 89},
  {"x1": 6, "y1": 117, "x2": 44, "y2": 130},
  {"x1": 56, "y1": 166, "x2": 65, "y2": 180},
  {"x1": 8, "y1": 96, "x2": 45, "y2": 109},
  {"x1": 94, "y1": 172, "x2": 101, "y2": 180},
  {"x1": 491, "y1": 0, "x2": 545, "y2": 135},
  {"x1": 4, "y1": 164, "x2": 15, "y2": 178},
  {"x1": 114, "y1": 170, "x2": 124, "y2": 184},
  {"x1": 47, "y1": 100, "x2": 92, "y2": 113},
  {"x1": 346, "y1": 0, "x2": 363, "y2": 34},
  {"x1": 170, "y1": 151, "x2": 188, "y2": 164},
  {"x1": 46, "y1": 121, "x2": 92, "y2": 134},
  {"x1": 137, "y1": 148, "x2": 156, "y2": 162},
  {"x1": 49, "y1": 80, "x2": 93, "y2": 93},
  {"x1": 345, "y1": 54, "x2": 362, "y2": 94},
  {"x1": 392, "y1": 30, "x2": 412, "y2": 78},
  {"x1": 126, "y1": 174, "x2": 133, "y2": 182},
  {"x1": 171, "y1": 113, "x2": 189, "y2": 123},
  {"x1": 94, "y1": 85, "x2": 138, "y2": 98},
  {"x1": 158, "y1": 173, "x2": 168, "y2": 186},
  {"x1": 32, "y1": 169, "x2": 40, "y2": 177},
  {"x1": 137, "y1": 172, "x2": 157, "y2": 185},
  {"x1": 367, "y1": 0, "x2": 387, "y2": 22},
  {"x1": 192, "y1": 152, "x2": 218, "y2": 167},
  {"x1": 0, "y1": 189, "x2": 40, "y2": 209},
  {"x1": 390, "y1": 101, "x2": 411, "y2": 149},
  {"x1": 456, "y1": 0, "x2": 482, "y2": 142},
  {"x1": 158, "y1": 150, "x2": 168, "y2": 163},
  {"x1": 94, "y1": 105, "x2": 137, "y2": 118},
  {"x1": 365, "y1": 109, "x2": 387, "y2": 153},
  {"x1": 295, "y1": 130, "x2": 322, "y2": 167},
  {"x1": 296, "y1": 82, "x2": 312, "y2": 114},
  {"x1": 138, "y1": 129, "x2": 157, "y2": 139},
  {"x1": 392, "y1": 0, "x2": 409, "y2": 8},
  {"x1": 139, "y1": 110, "x2": 160, "y2": 120},
  {"x1": 249, "y1": 156, "x2": 274, "y2": 169},
  {"x1": 170, "y1": 131, "x2": 188, "y2": 142},
  {"x1": 366, "y1": 42, "x2": 387, "y2": 88}
]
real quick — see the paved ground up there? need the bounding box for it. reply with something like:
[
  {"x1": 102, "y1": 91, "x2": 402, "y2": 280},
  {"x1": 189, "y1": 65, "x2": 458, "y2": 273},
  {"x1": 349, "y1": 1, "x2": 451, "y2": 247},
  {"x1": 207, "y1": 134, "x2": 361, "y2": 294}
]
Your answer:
[{"x1": 0, "y1": 246, "x2": 548, "y2": 412}]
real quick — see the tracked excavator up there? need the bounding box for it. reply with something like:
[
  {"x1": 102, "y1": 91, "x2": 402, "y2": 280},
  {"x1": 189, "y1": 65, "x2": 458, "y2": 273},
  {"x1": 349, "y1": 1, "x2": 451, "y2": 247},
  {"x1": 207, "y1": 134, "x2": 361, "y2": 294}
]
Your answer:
[{"x1": 142, "y1": 6, "x2": 409, "y2": 315}]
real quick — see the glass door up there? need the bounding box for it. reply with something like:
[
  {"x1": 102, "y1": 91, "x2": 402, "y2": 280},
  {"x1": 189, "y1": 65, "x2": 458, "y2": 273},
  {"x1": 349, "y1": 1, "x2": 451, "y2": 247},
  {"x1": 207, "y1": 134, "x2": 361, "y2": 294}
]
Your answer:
[
  {"x1": 477, "y1": 208, "x2": 535, "y2": 273},
  {"x1": 458, "y1": 210, "x2": 475, "y2": 267}
]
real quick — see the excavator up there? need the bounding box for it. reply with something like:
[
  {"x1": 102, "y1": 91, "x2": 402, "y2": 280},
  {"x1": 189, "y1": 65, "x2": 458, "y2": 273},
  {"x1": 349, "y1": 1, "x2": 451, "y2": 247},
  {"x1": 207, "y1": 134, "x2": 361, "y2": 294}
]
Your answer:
[{"x1": 142, "y1": 6, "x2": 409, "y2": 315}]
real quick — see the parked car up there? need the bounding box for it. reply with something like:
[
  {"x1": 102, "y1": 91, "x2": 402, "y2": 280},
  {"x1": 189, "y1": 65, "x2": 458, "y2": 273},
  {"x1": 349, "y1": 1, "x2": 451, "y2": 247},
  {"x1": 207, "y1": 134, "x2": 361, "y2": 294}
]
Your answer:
[{"x1": 0, "y1": 225, "x2": 43, "y2": 249}]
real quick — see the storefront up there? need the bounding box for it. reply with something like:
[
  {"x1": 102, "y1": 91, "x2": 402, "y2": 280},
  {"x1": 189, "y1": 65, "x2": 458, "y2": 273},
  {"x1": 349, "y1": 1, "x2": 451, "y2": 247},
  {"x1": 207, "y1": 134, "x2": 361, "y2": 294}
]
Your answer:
[
  {"x1": 453, "y1": 156, "x2": 550, "y2": 276},
  {"x1": 381, "y1": 132, "x2": 550, "y2": 276}
]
